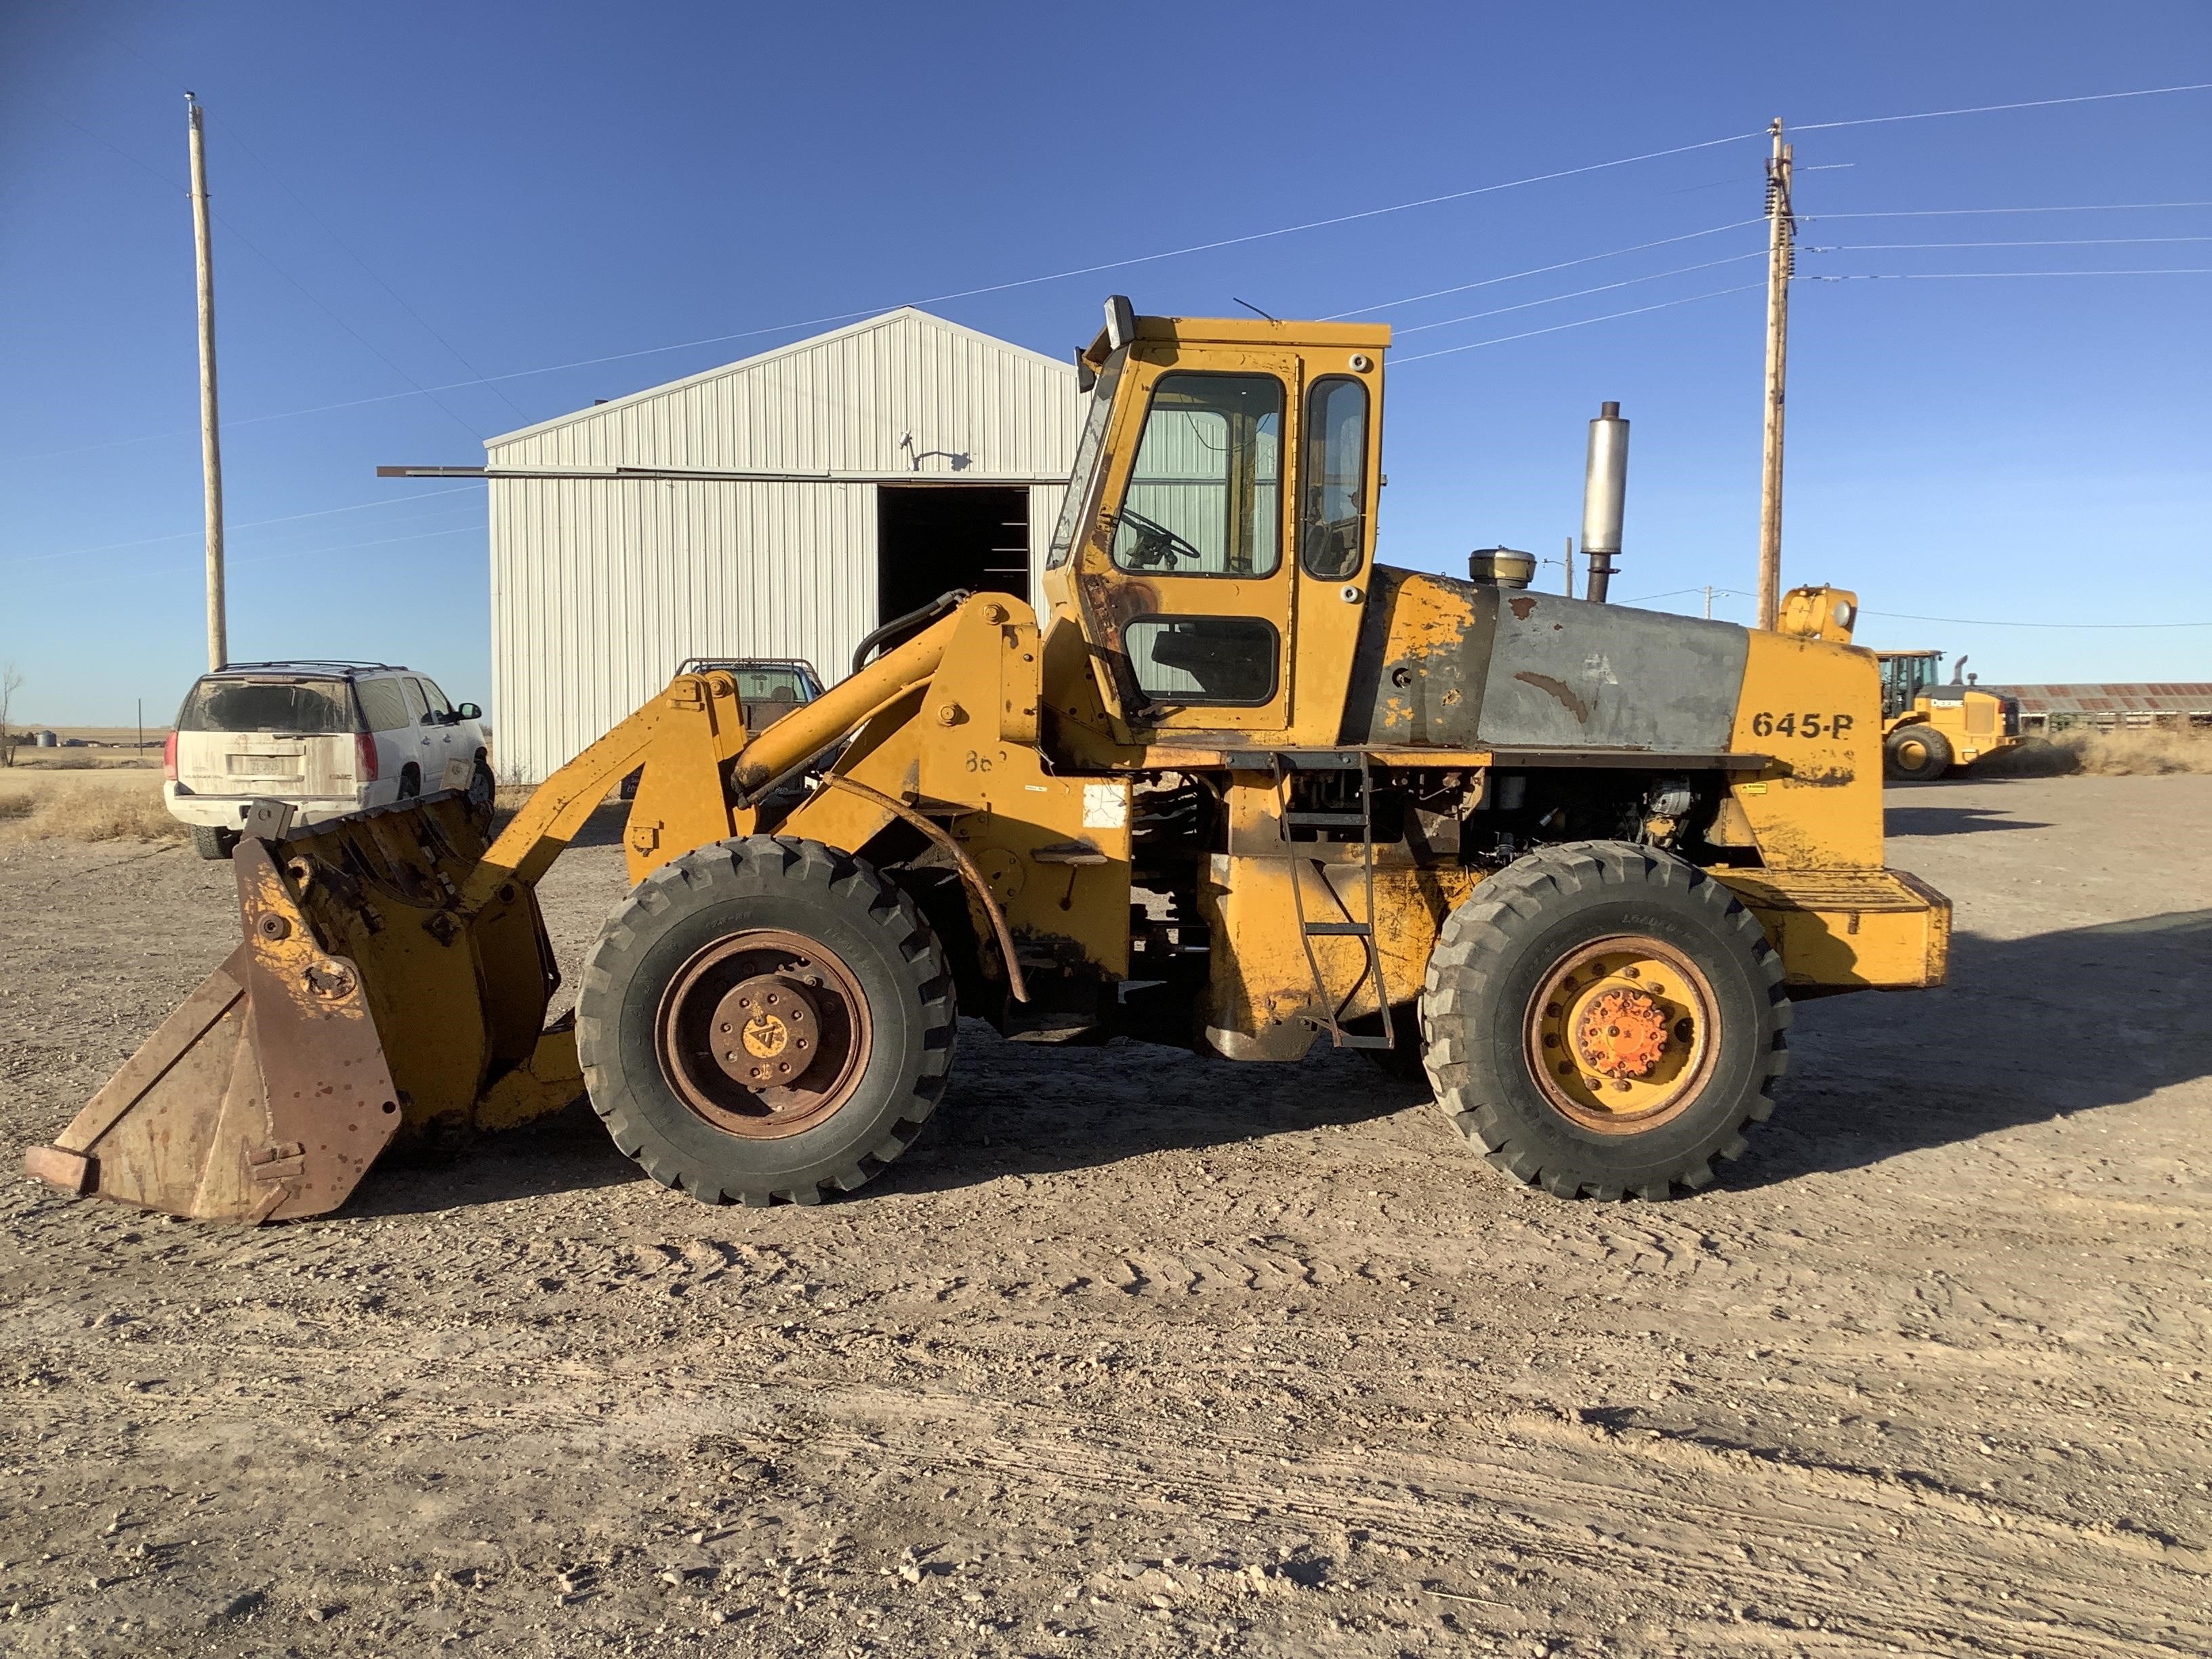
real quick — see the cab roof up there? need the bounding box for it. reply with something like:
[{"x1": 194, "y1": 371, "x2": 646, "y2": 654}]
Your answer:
[{"x1": 1083, "y1": 311, "x2": 1391, "y2": 367}]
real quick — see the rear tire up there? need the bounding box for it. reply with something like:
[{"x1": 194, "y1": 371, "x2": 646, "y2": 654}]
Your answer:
[
  {"x1": 575, "y1": 837, "x2": 956, "y2": 1207},
  {"x1": 1420, "y1": 841, "x2": 1788, "y2": 1201},
  {"x1": 191, "y1": 825, "x2": 239, "y2": 861},
  {"x1": 466, "y1": 760, "x2": 496, "y2": 836},
  {"x1": 1884, "y1": 722, "x2": 1952, "y2": 781}
]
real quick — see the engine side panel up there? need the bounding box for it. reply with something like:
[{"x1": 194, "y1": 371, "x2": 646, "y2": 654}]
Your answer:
[{"x1": 1345, "y1": 567, "x2": 1749, "y2": 752}]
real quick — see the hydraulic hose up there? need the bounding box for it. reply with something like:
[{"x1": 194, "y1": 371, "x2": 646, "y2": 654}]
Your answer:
[{"x1": 851, "y1": 589, "x2": 970, "y2": 676}]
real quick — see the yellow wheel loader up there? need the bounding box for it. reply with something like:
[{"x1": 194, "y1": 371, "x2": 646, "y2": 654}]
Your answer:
[
  {"x1": 1877, "y1": 649, "x2": 2025, "y2": 781},
  {"x1": 28, "y1": 301, "x2": 1950, "y2": 1223}
]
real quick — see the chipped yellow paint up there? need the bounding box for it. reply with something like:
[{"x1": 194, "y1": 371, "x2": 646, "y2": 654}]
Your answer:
[{"x1": 1726, "y1": 630, "x2": 1885, "y2": 869}]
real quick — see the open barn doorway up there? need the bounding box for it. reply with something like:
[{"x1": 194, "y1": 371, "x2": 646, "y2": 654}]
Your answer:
[{"x1": 876, "y1": 486, "x2": 1030, "y2": 624}]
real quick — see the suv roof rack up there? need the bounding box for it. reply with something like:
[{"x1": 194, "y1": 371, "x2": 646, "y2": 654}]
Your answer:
[{"x1": 213, "y1": 660, "x2": 398, "y2": 675}]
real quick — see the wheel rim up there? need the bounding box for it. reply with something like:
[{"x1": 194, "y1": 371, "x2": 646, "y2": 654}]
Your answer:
[
  {"x1": 1897, "y1": 736, "x2": 1930, "y2": 771},
  {"x1": 1525, "y1": 935, "x2": 1719, "y2": 1134},
  {"x1": 654, "y1": 929, "x2": 872, "y2": 1140}
]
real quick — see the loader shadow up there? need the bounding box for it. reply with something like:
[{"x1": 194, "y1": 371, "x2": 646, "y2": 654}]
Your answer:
[
  {"x1": 1726, "y1": 907, "x2": 2212, "y2": 1190},
  {"x1": 346, "y1": 1102, "x2": 639, "y2": 1218},
  {"x1": 350, "y1": 907, "x2": 2212, "y2": 1215},
  {"x1": 885, "y1": 1032, "x2": 1422, "y2": 1199},
  {"x1": 487, "y1": 800, "x2": 629, "y2": 851},
  {"x1": 893, "y1": 909, "x2": 2212, "y2": 1202},
  {"x1": 1883, "y1": 803, "x2": 2051, "y2": 837}
]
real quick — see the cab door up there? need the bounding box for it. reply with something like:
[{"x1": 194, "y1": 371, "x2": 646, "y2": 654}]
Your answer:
[{"x1": 1084, "y1": 351, "x2": 1300, "y2": 737}]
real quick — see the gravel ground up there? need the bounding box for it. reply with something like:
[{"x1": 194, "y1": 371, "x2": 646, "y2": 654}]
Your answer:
[{"x1": 1, "y1": 775, "x2": 2207, "y2": 1658}]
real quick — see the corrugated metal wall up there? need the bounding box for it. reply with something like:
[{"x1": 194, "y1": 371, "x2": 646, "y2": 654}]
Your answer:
[{"x1": 488, "y1": 309, "x2": 1077, "y2": 781}]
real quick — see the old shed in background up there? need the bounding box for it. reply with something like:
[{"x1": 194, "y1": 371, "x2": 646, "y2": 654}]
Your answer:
[{"x1": 486, "y1": 308, "x2": 1078, "y2": 781}]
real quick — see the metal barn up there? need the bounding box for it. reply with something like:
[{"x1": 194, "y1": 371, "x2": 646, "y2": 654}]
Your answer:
[{"x1": 485, "y1": 308, "x2": 1078, "y2": 782}]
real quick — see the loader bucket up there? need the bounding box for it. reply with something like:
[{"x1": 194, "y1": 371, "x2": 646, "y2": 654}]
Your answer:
[{"x1": 25, "y1": 793, "x2": 583, "y2": 1223}]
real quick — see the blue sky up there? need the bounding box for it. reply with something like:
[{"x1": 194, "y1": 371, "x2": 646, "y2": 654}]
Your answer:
[{"x1": 2, "y1": 1, "x2": 2207, "y2": 726}]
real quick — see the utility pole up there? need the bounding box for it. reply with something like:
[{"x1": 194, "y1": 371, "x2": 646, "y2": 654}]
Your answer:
[
  {"x1": 188, "y1": 94, "x2": 227, "y2": 671},
  {"x1": 1704, "y1": 584, "x2": 1715, "y2": 619},
  {"x1": 1563, "y1": 536, "x2": 1575, "y2": 598},
  {"x1": 1755, "y1": 117, "x2": 1795, "y2": 631}
]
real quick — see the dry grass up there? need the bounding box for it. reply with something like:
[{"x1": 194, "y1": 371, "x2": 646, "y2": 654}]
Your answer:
[
  {"x1": 1977, "y1": 726, "x2": 2212, "y2": 778},
  {"x1": 0, "y1": 769, "x2": 188, "y2": 845}
]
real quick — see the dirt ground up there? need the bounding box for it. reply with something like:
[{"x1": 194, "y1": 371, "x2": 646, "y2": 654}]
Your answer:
[{"x1": 2, "y1": 775, "x2": 2207, "y2": 1658}]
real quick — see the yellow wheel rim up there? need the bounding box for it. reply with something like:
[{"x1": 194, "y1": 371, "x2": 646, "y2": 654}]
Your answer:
[
  {"x1": 1525, "y1": 937, "x2": 1719, "y2": 1134},
  {"x1": 1897, "y1": 737, "x2": 1929, "y2": 770}
]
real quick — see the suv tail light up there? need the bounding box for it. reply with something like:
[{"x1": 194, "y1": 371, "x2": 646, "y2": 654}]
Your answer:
[
  {"x1": 162, "y1": 731, "x2": 178, "y2": 781},
  {"x1": 355, "y1": 732, "x2": 380, "y2": 783}
]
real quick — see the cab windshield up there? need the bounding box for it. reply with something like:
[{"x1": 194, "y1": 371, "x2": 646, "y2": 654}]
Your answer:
[
  {"x1": 1879, "y1": 654, "x2": 1942, "y2": 720},
  {"x1": 1046, "y1": 347, "x2": 1128, "y2": 568}
]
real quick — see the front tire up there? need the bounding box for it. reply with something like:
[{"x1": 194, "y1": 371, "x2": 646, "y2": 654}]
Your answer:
[
  {"x1": 191, "y1": 824, "x2": 239, "y2": 861},
  {"x1": 1420, "y1": 842, "x2": 1788, "y2": 1200},
  {"x1": 575, "y1": 838, "x2": 956, "y2": 1207},
  {"x1": 1885, "y1": 723, "x2": 1952, "y2": 781}
]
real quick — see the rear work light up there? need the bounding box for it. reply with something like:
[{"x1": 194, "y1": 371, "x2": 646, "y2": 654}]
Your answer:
[
  {"x1": 355, "y1": 732, "x2": 380, "y2": 783},
  {"x1": 162, "y1": 731, "x2": 178, "y2": 781}
]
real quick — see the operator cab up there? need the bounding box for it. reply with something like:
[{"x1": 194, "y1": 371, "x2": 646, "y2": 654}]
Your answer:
[
  {"x1": 1040, "y1": 295, "x2": 1388, "y2": 749},
  {"x1": 1876, "y1": 650, "x2": 1946, "y2": 722}
]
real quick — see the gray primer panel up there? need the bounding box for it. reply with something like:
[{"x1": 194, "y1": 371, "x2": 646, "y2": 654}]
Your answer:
[
  {"x1": 1346, "y1": 567, "x2": 1748, "y2": 752},
  {"x1": 1478, "y1": 588, "x2": 1747, "y2": 750}
]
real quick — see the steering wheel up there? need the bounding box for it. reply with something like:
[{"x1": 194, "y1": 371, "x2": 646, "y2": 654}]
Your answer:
[{"x1": 1113, "y1": 506, "x2": 1204, "y2": 569}]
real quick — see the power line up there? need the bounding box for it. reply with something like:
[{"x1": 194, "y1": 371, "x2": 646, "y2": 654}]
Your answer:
[
  {"x1": 17, "y1": 80, "x2": 2210, "y2": 462},
  {"x1": 1797, "y1": 80, "x2": 2212, "y2": 131},
  {"x1": 1393, "y1": 283, "x2": 1765, "y2": 363},
  {"x1": 2, "y1": 128, "x2": 1772, "y2": 468},
  {"x1": 30, "y1": 99, "x2": 486, "y2": 445},
  {"x1": 1805, "y1": 201, "x2": 2212, "y2": 220},
  {"x1": 207, "y1": 210, "x2": 487, "y2": 442},
  {"x1": 1809, "y1": 235, "x2": 2212, "y2": 251},
  {"x1": 30, "y1": 522, "x2": 486, "y2": 592},
  {"x1": 1860, "y1": 609, "x2": 2212, "y2": 629},
  {"x1": 203, "y1": 109, "x2": 529, "y2": 420},
  {"x1": 1396, "y1": 252, "x2": 1766, "y2": 336},
  {"x1": 1625, "y1": 592, "x2": 2212, "y2": 629},
  {"x1": 2, "y1": 485, "x2": 478, "y2": 567},
  {"x1": 1328, "y1": 218, "x2": 1765, "y2": 318},
  {"x1": 1807, "y1": 268, "x2": 2212, "y2": 281}
]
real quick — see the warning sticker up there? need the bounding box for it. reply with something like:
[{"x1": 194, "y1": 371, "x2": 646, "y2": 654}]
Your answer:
[{"x1": 1082, "y1": 783, "x2": 1128, "y2": 831}]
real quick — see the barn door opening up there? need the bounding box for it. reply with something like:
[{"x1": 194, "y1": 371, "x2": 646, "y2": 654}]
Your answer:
[{"x1": 876, "y1": 485, "x2": 1031, "y2": 623}]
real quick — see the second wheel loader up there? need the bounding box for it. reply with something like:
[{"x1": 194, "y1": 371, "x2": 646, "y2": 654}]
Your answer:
[
  {"x1": 1876, "y1": 649, "x2": 2025, "y2": 780},
  {"x1": 29, "y1": 300, "x2": 1950, "y2": 1223}
]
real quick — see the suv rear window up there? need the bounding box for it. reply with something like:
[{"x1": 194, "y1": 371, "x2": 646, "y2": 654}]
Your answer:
[{"x1": 178, "y1": 678, "x2": 358, "y2": 734}]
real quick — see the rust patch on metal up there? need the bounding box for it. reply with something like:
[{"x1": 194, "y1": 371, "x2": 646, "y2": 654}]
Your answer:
[
  {"x1": 1508, "y1": 595, "x2": 1538, "y2": 621},
  {"x1": 1515, "y1": 671, "x2": 1590, "y2": 724}
]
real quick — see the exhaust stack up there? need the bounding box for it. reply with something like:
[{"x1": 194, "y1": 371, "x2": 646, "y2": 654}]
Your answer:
[{"x1": 1581, "y1": 401, "x2": 1629, "y2": 603}]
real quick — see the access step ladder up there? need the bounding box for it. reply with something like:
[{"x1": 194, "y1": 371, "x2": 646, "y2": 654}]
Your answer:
[{"x1": 1270, "y1": 752, "x2": 1393, "y2": 1052}]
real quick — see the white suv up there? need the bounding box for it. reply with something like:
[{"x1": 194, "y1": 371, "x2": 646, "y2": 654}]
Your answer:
[{"x1": 164, "y1": 661, "x2": 493, "y2": 859}]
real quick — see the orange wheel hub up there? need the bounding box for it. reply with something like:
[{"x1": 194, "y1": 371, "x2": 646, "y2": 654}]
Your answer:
[
  {"x1": 1524, "y1": 937, "x2": 1721, "y2": 1134},
  {"x1": 1574, "y1": 987, "x2": 1671, "y2": 1079}
]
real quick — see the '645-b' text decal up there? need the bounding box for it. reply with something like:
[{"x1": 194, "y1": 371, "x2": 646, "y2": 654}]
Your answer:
[{"x1": 1749, "y1": 711, "x2": 1855, "y2": 739}]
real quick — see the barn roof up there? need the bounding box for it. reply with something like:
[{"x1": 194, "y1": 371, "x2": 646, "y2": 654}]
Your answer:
[{"x1": 485, "y1": 308, "x2": 1073, "y2": 449}]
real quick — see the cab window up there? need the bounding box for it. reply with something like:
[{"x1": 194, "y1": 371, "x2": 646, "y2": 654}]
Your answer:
[
  {"x1": 1300, "y1": 377, "x2": 1369, "y2": 579},
  {"x1": 1111, "y1": 373, "x2": 1282, "y2": 577},
  {"x1": 400, "y1": 678, "x2": 430, "y2": 724},
  {"x1": 1124, "y1": 616, "x2": 1279, "y2": 707}
]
